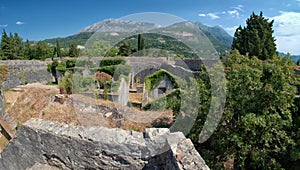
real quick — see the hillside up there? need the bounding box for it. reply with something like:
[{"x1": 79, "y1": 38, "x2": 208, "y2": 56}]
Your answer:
[{"x1": 43, "y1": 19, "x2": 232, "y2": 55}]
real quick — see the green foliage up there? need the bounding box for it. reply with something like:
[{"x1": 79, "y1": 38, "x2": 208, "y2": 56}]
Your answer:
[
  {"x1": 96, "y1": 64, "x2": 131, "y2": 79},
  {"x1": 68, "y1": 42, "x2": 80, "y2": 58},
  {"x1": 56, "y1": 61, "x2": 67, "y2": 75},
  {"x1": 43, "y1": 32, "x2": 94, "y2": 48},
  {"x1": 47, "y1": 60, "x2": 59, "y2": 84},
  {"x1": 34, "y1": 41, "x2": 53, "y2": 60},
  {"x1": 106, "y1": 47, "x2": 119, "y2": 57},
  {"x1": 113, "y1": 64, "x2": 131, "y2": 79},
  {"x1": 118, "y1": 41, "x2": 132, "y2": 56},
  {"x1": 65, "y1": 59, "x2": 76, "y2": 68},
  {"x1": 143, "y1": 89, "x2": 181, "y2": 115},
  {"x1": 117, "y1": 33, "x2": 197, "y2": 58},
  {"x1": 145, "y1": 69, "x2": 179, "y2": 92},
  {"x1": 137, "y1": 34, "x2": 144, "y2": 51},
  {"x1": 53, "y1": 39, "x2": 61, "y2": 59},
  {"x1": 70, "y1": 73, "x2": 96, "y2": 93},
  {"x1": 97, "y1": 65, "x2": 117, "y2": 76},
  {"x1": 99, "y1": 58, "x2": 125, "y2": 67},
  {"x1": 91, "y1": 40, "x2": 112, "y2": 57},
  {"x1": 58, "y1": 72, "x2": 73, "y2": 94},
  {"x1": 192, "y1": 50, "x2": 299, "y2": 169},
  {"x1": 75, "y1": 60, "x2": 95, "y2": 67},
  {"x1": 0, "y1": 30, "x2": 28, "y2": 60},
  {"x1": 232, "y1": 11, "x2": 276, "y2": 60}
]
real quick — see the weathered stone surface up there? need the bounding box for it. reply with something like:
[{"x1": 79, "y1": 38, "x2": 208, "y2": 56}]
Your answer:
[
  {"x1": 0, "y1": 89, "x2": 5, "y2": 117},
  {"x1": 0, "y1": 119, "x2": 209, "y2": 170},
  {"x1": 0, "y1": 60, "x2": 53, "y2": 90}
]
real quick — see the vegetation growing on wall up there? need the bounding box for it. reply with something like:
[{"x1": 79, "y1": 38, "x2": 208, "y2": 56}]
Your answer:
[
  {"x1": 144, "y1": 69, "x2": 179, "y2": 93},
  {"x1": 143, "y1": 89, "x2": 181, "y2": 115}
]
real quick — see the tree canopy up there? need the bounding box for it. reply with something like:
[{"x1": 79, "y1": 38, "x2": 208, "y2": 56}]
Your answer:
[{"x1": 232, "y1": 12, "x2": 276, "y2": 60}]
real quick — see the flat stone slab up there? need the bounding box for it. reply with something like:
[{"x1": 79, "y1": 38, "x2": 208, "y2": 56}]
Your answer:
[{"x1": 0, "y1": 119, "x2": 209, "y2": 170}]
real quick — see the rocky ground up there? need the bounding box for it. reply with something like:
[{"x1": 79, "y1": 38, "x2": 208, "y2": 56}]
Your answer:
[{"x1": 0, "y1": 83, "x2": 174, "y2": 152}]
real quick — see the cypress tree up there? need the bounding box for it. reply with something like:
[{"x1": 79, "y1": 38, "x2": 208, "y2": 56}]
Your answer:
[{"x1": 232, "y1": 11, "x2": 276, "y2": 60}]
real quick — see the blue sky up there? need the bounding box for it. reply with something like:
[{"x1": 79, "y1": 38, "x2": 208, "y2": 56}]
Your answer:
[{"x1": 1, "y1": 0, "x2": 300, "y2": 54}]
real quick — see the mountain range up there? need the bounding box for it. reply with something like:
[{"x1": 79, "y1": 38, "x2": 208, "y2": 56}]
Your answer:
[{"x1": 43, "y1": 19, "x2": 233, "y2": 56}]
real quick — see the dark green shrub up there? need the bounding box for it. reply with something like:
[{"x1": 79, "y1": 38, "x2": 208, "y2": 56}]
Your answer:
[{"x1": 99, "y1": 58, "x2": 125, "y2": 67}]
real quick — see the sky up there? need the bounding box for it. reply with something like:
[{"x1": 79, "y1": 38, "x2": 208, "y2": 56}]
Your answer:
[{"x1": 0, "y1": 0, "x2": 300, "y2": 55}]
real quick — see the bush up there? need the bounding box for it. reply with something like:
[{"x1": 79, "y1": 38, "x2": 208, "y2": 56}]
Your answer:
[
  {"x1": 99, "y1": 58, "x2": 125, "y2": 67},
  {"x1": 56, "y1": 61, "x2": 67, "y2": 75},
  {"x1": 66, "y1": 59, "x2": 76, "y2": 68}
]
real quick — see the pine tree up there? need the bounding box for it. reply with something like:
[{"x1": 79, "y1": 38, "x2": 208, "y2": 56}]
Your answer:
[
  {"x1": 232, "y1": 11, "x2": 276, "y2": 60},
  {"x1": 24, "y1": 40, "x2": 32, "y2": 60},
  {"x1": 0, "y1": 30, "x2": 11, "y2": 60},
  {"x1": 11, "y1": 33, "x2": 24, "y2": 59}
]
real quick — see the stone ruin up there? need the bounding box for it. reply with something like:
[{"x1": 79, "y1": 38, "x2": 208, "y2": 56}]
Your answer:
[{"x1": 0, "y1": 119, "x2": 209, "y2": 170}]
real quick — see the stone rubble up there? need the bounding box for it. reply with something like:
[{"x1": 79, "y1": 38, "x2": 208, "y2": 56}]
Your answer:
[{"x1": 0, "y1": 119, "x2": 209, "y2": 170}]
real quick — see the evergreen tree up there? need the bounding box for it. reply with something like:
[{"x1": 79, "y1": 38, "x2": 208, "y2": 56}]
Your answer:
[
  {"x1": 137, "y1": 34, "x2": 144, "y2": 51},
  {"x1": 0, "y1": 30, "x2": 11, "y2": 60},
  {"x1": 68, "y1": 42, "x2": 80, "y2": 58},
  {"x1": 11, "y1": 33, "x2": 24, "y2": 59},
  {"x1": 24, "y1": 40, "x2": 32, "y2": 60},
  {"x1": 232, "y1": 12, "x2": 276, "y2": 60},
  {"x1": 118, "y1": 42, "x2": 131, "y2": 56},
  {"x1": 53, "y1": 39, "x2": 61, "y2": 60}
]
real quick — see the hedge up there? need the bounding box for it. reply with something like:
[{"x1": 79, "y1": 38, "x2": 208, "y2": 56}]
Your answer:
[{"x1": 99, "y1": 58, "x2": 125, "y2": 67}]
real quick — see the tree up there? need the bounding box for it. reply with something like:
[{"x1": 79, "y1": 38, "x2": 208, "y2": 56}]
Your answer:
[
  {"x1": 53, "y1": 39, "x2": 61, "y2": 60},
  {"x1": 0, "y1": 30, "x2": 12, "y2": 60},
  {"x1": 34, "y1": 41, "x2": 52, "y2": 60},
  {"x1": 191, "y1": 50, "x2": 299, "y2": 169},
  {"x1": 24, "y1": 39, "x2": 33, "y2": 60},
  {"x1": 118, "y1": 41, "x2": 132, "y2": 56},
  {"x1": 106, "y1": 47, "x2": 119, "y2": 57},
  {"x1": 11, "y1": 33, "x2": 24, "y2": 59},
  {"x1": 232, "y1": 12, "x2": 276, "y2": 60},
  {"x1": 91, "y1": 40, "x2": 111, "y2": 57},
  {"x1": 137, "y1": 34, "x2": 144, "y2": 51},
  {"x1": 58, "y1": 72, "x2": 73, "y2": 94},
  {"x1": 68, "y1": 42, "x2": 80, "y2": 58},
  {"x1": 95, "y1": 71, "x2": 112, "y2": 88}
]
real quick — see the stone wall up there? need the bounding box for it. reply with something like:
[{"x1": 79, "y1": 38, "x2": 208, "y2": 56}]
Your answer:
[
  {"x1": 0, "y1": 119, "x2": 209, "y2": 170},
  {"x1": 0, "y1": 60, "x2": 53, "y2": 89}
]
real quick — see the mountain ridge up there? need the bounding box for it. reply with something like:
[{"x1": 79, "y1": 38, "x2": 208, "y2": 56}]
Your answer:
[{"x1": 43, "y1": 18, "x2": 233, "y2": 55}]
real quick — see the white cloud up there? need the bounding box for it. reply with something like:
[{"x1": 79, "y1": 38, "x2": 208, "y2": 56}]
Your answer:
[
  {"x1": 232, "y1": 4, "x2": 244, "y2": 11},
  {"x1": 224, "y1": 26, "x2": 239, "y2": 36},
  {"x1": 207, "y1": 13, "x2": 220, "y2": 19},
  {"x1": 228, "y1": 10, "x2": 239, "y2": 17},
  {"x1": 0, "y1": 24, "x2": 8, "y2": 27},
  {"x1": 16, "y1": 21, "x2": 24, "y2": 25},
  {"x1": 271, "y1": 11, "x2": 300, "y2": 55},
  {"x1": 198, "y1": 13, "x2": 206, "y2": 17}
]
